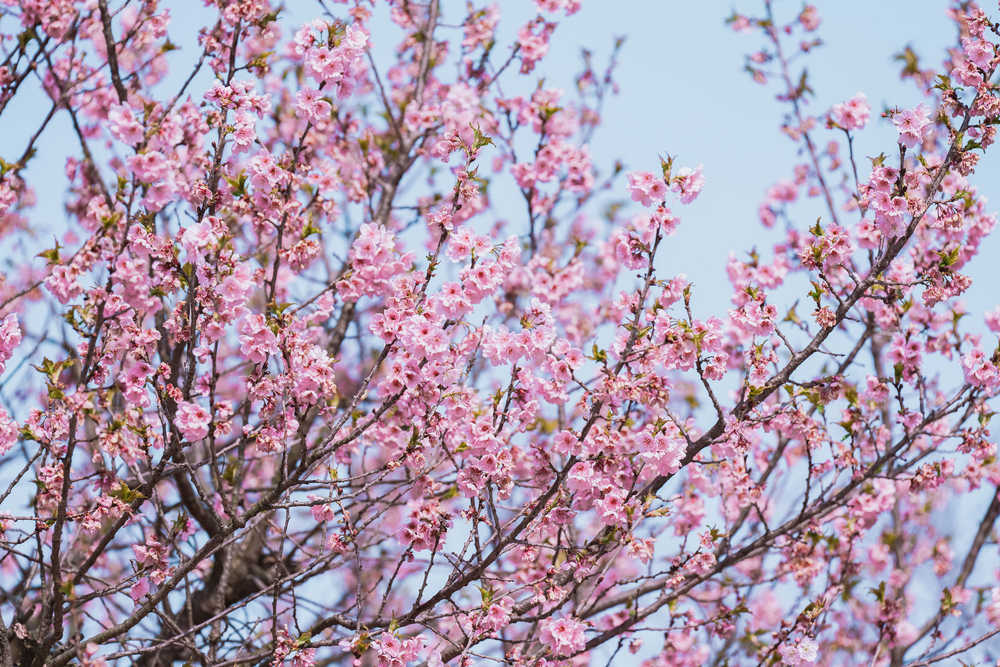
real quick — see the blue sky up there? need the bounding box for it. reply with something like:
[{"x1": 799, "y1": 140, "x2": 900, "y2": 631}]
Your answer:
[
  {"x1": 3, "y1": 0, "x2": 992, "y2": 318},
  {"x1": 2, "y1": 1, "x2": 999, "y2": 662},
  {"x1": 544, "y1": 0, "x2": 997, "y2": 318}
]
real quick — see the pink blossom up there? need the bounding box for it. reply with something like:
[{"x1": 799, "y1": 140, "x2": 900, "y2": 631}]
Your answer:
[
  {"x1": 893, "y1": 104, "x2": 933, "y2": 148},
  {"x1": 398, "y1": 499, "x2": 451, "y2": 551},
  {"x1": 0, "y1": 313, "x2": 21, "y2": 374},
  {"x1": 672, "y1": 164, "x2": 705, "y2": 204},
  {"x1": 987, "y1": 587, "x2": 1000, "y2": 627},
  {"x1": 238, "y1": 314, "x2": 279, "y2": 364},
  {"x1": 814, "y1": 306, "x2": 837, "y2": 328},
  {"x1": 517, "y1": 19, "x2": 555, "y2": 73},
  {"x1": 175, "y1": 401, "x2": 210, "y2": 442},
  {"x1": 108, "y1": 103, "x2": 144, "y2": 145},
  {"x1": 539, "y1": 616, "x2": 587, "y2": 657},
  {"x1": 462, "y1": 5, "x2": 499, "y2": 49},
  {"x1": 296, "y1": 87, "x2": 331, "y2": 122},
  {"x1": 372, "y1": 634, "x2": 424, "y2": 667},
  {"x1": 0, "y1": 408, "x2": 17, "y2": 456},
  {"x1": 627, "y1": 171, "x2": 667, "y2": 207},
  {"x1": 130, "y1": 577, "x2": 150, "y2": 602},
  {"x1": 985, "y1": 305, "x2": 1000, "y2": 333},
  {"x1": 536, "y1": 0, "x2": 580, "y2": 15},
  {"x1": 830, "y1": 93, "x2": 870, "y2": 130},
  {"x1": 962, "y1": 346, "x2": 1000, "y2": 390},
  {"x1": 309, "y1": 496, "x2": 336, "y2": 523},
  {"x1": 45, "y1": 264, "x2": 82, "y2": 304},
  {"x1": 799, "y1": 5, "x2": 821, "y2": 31},
  {"x1": 181, "y1": 219, "x2": 218, "y2": 255},
  {"x1": 301, "y1": 24, "x2": 368, "y2": 97},
  {"x1": 779, "y1": 637, "x2": 819, "y2": 665},
  {"x1": 1, "y1": 3, "x2": 1000, "y2": 664},
  {"x1": 962, "y1": 36, "x2": 995, "y2": 68}
]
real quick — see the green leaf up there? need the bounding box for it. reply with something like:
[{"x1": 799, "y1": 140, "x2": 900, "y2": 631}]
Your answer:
[
  {"x1": 933, "y1": 73, "x2": 953, "y2": 92},
  {"x1": 808, "y1": 282, "x2": 823, "y2": 308},
  {"x1": 36, "y1": 244, "x2": 61, "y2": 263},
  {"x1": 659, "y1": 154, "x2": 674, "y2": 183},
  {"x1": 869, "y1": 580, "x2": 886, "y2": 603},
  {"x1": 111, "y1": 483, "x2": 146, "y2": 504},
  {"x1": 937, "y1": 246, "x2": 960, "y2": 269},
  {"x1": 222, "y1": 458, "x2": 239, "y2": 484},
  {"x1": 941, "y1": 587, "x2": 954, "y2": 613},
  {"x1": 591, "y1": 344, "x2": 607, "y2": 363},
  {"x1": 470, "y1": 124, "x2": 494, "y2": 151}
]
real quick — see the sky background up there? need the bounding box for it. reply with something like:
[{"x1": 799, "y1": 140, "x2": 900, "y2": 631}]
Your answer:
[
  {"x1": 539, "y1": 0, "x2": 999, "y2": 319},
  {"x1": 2, "y1": 0, "x2": 999, "y2": 662},
  {"x1": 3, "y1": 0, "x2": 993, "y2": 317}
]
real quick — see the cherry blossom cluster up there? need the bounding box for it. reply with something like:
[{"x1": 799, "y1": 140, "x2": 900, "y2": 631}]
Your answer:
[{"x1": 1, "y1": 1, "x2": 1000, "y2": 666}]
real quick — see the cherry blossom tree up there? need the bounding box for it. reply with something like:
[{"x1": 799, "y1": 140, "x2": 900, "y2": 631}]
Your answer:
[{"x1": 1, "y1": 0, "x2": 1000, "y2": 665}]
